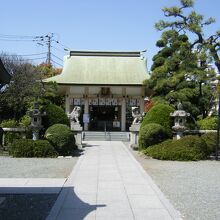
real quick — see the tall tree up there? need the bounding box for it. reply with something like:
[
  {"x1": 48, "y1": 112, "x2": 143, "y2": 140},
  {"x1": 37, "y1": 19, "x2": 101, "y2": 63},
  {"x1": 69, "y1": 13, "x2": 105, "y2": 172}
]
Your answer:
[
  {"x1": 145, "y1": 0, "x2": 218, "y2": 118},
  {"x1": 0, "y1": 58, "x2": 41, "y2": 119},
  {"x1": 155, "y1": 0, "x2": 220, "y2": 72},
  {"x1": 0, "y1": 54, "x2": 64, "y2": 120}
]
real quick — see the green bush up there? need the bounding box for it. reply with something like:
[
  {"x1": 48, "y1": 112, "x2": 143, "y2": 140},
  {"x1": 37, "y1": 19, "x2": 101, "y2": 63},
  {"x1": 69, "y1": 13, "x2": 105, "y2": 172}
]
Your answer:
[
  {"x1": 4, "y1": 132, "x2": 21, "y2": 146},
  {"x1": 0, "y1": 119, "x2": 18, "y2": 128},
  {"x1": 0, "y1": 119, "x2": 22, "y2": 146},
  {"x1": 9, "y1": 139, "x2": 57, "y2": 158},
  {"x1": 201, "y1": 132, "x2": 219, "y2": 154},
  {"x1": 141, "y1": 103, "x2": 174, "y2": 136},
  {"x1": 139, "y1": 123, "x2": 169, "y2": 149},
  {"x1": 19, "y1": 115, "x2": 31, "y2": 128},
  {"x1": 197, "y1": 117, "x2": 217, "y2": 130},
  {"x1": 9, "y1": 139, "x2": 34, "y2": 157},
  {"x1": 43, "y1": 104, "x2": 69, "y2": 129},
  {"x1": 33, "y1": 140, "x2": 58, "y2": 157},
  {"x1": 144, "y1": 135, "x2": 208, "y2": 161},
  {"x1": 45, "y1": 124, "x2": 76, "y2": 155}
]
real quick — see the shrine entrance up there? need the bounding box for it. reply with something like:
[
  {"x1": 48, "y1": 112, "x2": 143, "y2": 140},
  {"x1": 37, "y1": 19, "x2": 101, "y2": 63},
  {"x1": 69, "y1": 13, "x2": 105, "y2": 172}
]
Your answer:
[{"x1": 89, "y1": 106, "x2": 121, "y2": 131}]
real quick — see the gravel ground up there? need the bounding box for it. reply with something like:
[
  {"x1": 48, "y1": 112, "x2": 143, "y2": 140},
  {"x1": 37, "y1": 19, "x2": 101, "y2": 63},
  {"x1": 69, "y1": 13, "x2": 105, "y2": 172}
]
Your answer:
[
  {"x1": 126, "y1": 144, "x2": 220, "y2": 220},
  {"x1": 0, "y1": 152, "x2": 81, "y2": 220},
  {"x1": 0, "y1": 156, "x2": 79, "y2": 178}
]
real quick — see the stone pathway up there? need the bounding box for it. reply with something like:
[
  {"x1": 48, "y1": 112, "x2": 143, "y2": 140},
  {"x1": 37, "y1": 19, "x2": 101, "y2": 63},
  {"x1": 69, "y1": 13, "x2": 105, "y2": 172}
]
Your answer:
[{"x1": 47, "y1": 141, "x2": 182, "y2": 220}]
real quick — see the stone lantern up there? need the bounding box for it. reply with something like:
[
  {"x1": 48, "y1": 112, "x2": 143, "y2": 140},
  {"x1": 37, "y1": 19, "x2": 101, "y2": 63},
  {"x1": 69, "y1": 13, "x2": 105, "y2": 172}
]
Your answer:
[
  {"x1": 170, "y1": 102, "x2": 190, "y2": 139},
  {"x1": 28, "y1": 98, "x2": 46, "y2": 140},
  {"x1": 129, "y1": 106, "x2": 143, "y2": 149}
]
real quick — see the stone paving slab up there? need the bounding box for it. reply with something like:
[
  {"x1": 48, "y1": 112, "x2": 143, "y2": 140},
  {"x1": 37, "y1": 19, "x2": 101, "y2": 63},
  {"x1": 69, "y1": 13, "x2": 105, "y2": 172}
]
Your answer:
[
  {"x1": 0, "y1": 178, "x2": 66, "y2": 194},
  {"x1": 47, "y1": 141, "x2": 182, "y2": 220}
]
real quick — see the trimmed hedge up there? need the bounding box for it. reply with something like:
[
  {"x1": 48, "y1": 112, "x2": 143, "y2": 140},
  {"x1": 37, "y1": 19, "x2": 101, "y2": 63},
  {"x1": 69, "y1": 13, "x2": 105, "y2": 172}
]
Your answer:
[
  {"x1": 197, "y1": 117, "x2": 217, "y2": 130},
  {"x1": 141, "y1": 103, "x2": 174, "y2": 136},
  {"x1": 9, "y1": 139, "x2": 58, "y2": 158},
  {"x1": 139, "y1": 123, "x2": 169, "y2": 149},
  {"x1": 33, "y1": 140, "x2": 58, "y2": 157},
  {"x1": 201, "y1": 132, "x2": 219, "y2": 154},
  {"x1": 43, "y1": 104, "x2": 69, "y2": 129},
  {"x1": 143, "y1": 135, "x2": 208, "y2": 161},
  {"x1": 45, "y1": 124, "x2": 76, "y2": 155},
  {"x1": 0, "y1": 119, "x2": 18, "y2": 128}
]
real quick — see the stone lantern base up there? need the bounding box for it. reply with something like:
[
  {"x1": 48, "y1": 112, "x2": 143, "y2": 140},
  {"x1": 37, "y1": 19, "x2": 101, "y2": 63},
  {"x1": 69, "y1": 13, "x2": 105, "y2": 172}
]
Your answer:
[
  {"x1": 71, "y1": 122, "x2": 83, "y2": 148},
  {"x1": 129, "y1": 124, "x2": 141, "y2": 150}
]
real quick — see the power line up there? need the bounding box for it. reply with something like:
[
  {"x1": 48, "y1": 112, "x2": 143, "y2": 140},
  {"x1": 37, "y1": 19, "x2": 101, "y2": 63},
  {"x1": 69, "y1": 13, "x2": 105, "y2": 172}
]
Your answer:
[
  {"x1": 0, "y1": 32, "x2": 70, "y2": 66},
  {"x1": 55, "y1": 40, "x2": 70, "y2": 50},
  {"x1": 51, "y1": 45, "x2": 66, "y2": 53},
  {"x1": 0, "y1": 52, "x2": 47, "y2": 57},
  {"x1": 25, "y1": 57, "x2": 46, "y2": 61},
  {"x1": 51, "y1": 53, "x2": 63, "y2": 62},
  {"x1": 0, "y1": 38, "x2": 36, "y2": 42},
  {"x1": 10, "y1": 57, "x2": 47, "y2": 62},
  {"x1": 51, "y1": 59, "x2": 62, "y2": 67},
  {"x1": 0, "y1": 34, "x2": 40, "y2": 38}
]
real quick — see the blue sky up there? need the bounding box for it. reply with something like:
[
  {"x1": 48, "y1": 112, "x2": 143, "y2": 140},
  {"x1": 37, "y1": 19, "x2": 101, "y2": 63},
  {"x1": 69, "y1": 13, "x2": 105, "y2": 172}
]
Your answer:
[{"x1": 0, "y1": 0, "x2": 219, "y2": 69}]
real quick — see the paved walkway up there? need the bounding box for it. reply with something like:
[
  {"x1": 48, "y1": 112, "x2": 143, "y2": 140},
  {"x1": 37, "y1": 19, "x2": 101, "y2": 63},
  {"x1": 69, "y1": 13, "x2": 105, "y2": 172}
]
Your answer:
[{"x1": 47, "y1": 141, "x2": 182, "y2": 220}]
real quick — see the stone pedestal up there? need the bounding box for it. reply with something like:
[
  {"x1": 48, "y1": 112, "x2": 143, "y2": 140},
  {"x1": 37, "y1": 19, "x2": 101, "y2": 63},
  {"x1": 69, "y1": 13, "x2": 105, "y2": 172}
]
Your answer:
[
  {"x1": 129, "y1": 124, "x2": 141, "y2": 150},
  {"x1": 71, "y1": 122, "x2": 83, "y2": 148}
]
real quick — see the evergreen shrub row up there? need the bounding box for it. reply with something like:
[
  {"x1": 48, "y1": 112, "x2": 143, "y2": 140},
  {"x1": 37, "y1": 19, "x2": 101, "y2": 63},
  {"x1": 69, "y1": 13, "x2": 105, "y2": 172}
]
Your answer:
[
  {"x1": 143, "y1": 135, "x2": 208, "y2": 161},
  {"x1": 9, "y1": 139, "x2": 58, "y2": 158}
]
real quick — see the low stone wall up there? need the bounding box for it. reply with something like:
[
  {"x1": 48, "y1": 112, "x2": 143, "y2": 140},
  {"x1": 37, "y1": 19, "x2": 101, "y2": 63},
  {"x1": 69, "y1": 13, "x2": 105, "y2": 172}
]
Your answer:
[
  {"x1": 185, "y1": 130, "x2": 217, "y2": 134},
  {"x1": 1, "y1": 127, "x2": 27, "y2": 147}
]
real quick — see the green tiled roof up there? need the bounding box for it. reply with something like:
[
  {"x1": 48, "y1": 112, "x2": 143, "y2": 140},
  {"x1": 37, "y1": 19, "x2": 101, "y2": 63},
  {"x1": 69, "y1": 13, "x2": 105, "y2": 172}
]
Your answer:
[{"x1": 44, "y1": 51, "x2": 149, "y2": 85}]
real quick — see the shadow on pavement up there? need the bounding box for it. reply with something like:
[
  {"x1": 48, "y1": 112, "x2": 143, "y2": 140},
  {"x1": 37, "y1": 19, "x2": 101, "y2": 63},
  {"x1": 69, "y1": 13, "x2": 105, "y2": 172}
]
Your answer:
[{"x1": 0, "y1": 186, "x2": 106, "y2": 220}]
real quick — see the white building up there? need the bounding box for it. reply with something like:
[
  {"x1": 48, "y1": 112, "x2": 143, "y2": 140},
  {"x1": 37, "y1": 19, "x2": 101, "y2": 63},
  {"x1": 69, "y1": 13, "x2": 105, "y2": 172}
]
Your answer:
[{"x1": 45, "y1": 51, "x2": 150, "y2": 131}]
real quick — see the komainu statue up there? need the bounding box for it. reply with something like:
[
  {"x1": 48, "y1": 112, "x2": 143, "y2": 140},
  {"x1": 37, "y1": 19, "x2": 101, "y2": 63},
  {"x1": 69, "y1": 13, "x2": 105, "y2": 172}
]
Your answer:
[
  {"x1": 131, "y1": 106, "x2": 143, "y2": 124},
  {"x1": 69, "y1": 106, "x2": 81, "y2": 124}
]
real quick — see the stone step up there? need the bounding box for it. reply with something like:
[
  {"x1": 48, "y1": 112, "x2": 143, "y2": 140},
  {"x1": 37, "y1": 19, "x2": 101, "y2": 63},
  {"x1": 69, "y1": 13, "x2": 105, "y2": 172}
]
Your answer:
[{"x1": 83, "y1": 132, "x2": 130, "y2": 141}]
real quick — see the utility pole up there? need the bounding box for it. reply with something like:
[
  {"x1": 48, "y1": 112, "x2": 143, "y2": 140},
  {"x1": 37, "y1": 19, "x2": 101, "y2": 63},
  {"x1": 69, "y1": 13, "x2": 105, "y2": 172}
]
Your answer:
[
  {"x1": 46, "y1": 33, "x2": 53, "y2": 66},
  {"x1": 216, "y1": 88, "x2": 220, "y2": 160}
]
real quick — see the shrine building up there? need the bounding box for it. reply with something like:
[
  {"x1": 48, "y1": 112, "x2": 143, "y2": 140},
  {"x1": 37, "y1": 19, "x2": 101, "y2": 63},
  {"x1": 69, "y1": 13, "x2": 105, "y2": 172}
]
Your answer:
[{"x1": 45, "y1": 51, "x2": 150, "y2": 131}]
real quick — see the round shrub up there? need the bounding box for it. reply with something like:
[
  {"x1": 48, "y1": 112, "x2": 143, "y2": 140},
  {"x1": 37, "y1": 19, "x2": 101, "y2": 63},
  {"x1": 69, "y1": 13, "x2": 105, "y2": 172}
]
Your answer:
[
  {"x1": 9, "y1": 139, "x2": 34, "y2": 157},
  {"x1": 43, "y1": 104, "x2": 69, "y2": 129},
  {"x1": 141, "y1": 103, "x2": 174, "y2": 136},
  {"x1": 45, "y1": 124, "x2": 76, "y2": 155},
  {"x1": 197, "y1": 117, "x2": 217, "y2": 130},
  {"x1": 144, "y1": 135, "x2": 208, "y2": 161},
  {"x1": 139, "y1": 123, "x2": 169, "y2": 149},
  {"x1": 201, "y1": 132, "x2": 219, "y2": 154},
  {"x1": 9, "y1": 139, "x2": 57, "y2": 158},
  {"x1": 33, "y1": 140, "x2": 58, "y2": 157}
]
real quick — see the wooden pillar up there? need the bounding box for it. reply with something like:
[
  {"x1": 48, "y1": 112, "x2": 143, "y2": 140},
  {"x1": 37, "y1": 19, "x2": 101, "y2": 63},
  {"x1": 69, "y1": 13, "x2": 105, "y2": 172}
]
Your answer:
[
  {"x1": 84, "y1": 99, "x2": 89, "y2": 131},
  {"x1": 65, "y1": 95, "x2": 70, "y2": 114},
  {"x1": 121, "y1": 98, "x2": 126, "y2": 131},
  {"x1": 140, "y1": 97, "x2": 144, "y2": 114},
  {"x1": 84, "y1": 87, "x2": 89, "y2": 131}
]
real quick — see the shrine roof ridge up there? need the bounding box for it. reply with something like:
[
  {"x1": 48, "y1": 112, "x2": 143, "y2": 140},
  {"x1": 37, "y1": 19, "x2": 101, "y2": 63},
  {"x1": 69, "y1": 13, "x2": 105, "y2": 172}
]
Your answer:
[{"x1": 69, "y1": 50, "x2": 146, "y2": 57}]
